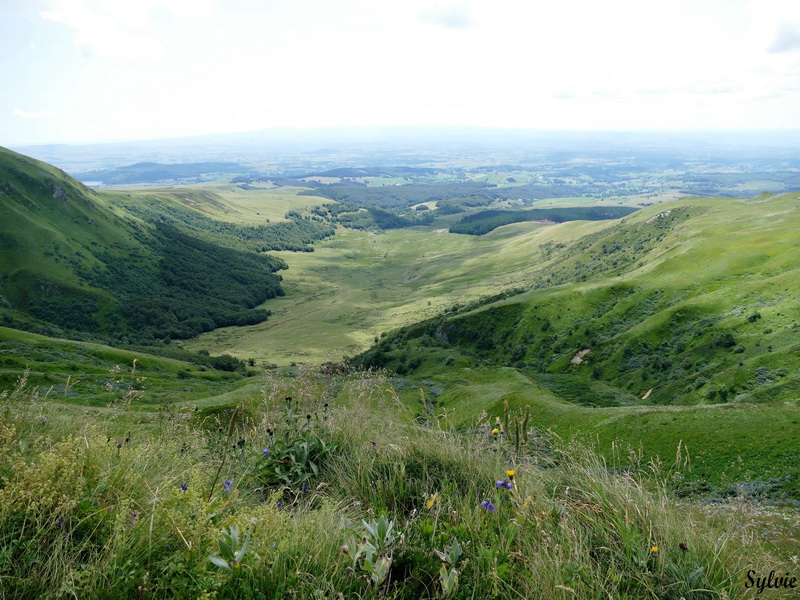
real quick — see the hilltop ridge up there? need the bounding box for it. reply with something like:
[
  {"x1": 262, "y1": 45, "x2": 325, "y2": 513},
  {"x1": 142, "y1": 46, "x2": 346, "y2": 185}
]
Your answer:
[{"x1": 0, "y1": 147, "x2": 286, "y2": 343}]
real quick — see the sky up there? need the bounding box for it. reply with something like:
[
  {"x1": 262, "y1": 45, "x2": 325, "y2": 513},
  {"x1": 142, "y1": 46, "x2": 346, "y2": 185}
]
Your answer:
[{"x1": 2, "y1": 0, "x2": 800, "y2": 146}]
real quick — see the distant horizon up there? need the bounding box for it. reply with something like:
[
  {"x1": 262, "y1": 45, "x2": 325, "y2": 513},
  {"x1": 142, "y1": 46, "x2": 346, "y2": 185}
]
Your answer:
[{"x1": 10, "y1": 123, "x2": 800, "y2": 152}]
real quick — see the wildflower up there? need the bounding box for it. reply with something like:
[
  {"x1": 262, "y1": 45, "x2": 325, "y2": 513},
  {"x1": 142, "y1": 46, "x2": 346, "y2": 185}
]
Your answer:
[
  {"x1": 262, "y1": 448, "x2": 270, "y2": 455},
  {"x1": 116, "y1": 440, "x2": 123, "y2": 448},
  {"x1": 496, "y1": 480, "x2": 512, "y2": 490},
  {"x1": 277, "y1": 502, "x2": 283, "y2": 508},
  {"x1": 491, "y1": 428, "x2": 499, "y2": 437},
  {"x1": 249, "y1": 429, "x2": 254, "y2": 436},
  {"x1": 505, "y1": 469, "x2": 516, "y2": 480},
  {"x1": 371, "y1": 441, "x2": 377, "y2": 446},
  {"x1": 302, "y1": 486, "x2": 309, "y2": 493},
  {"x1": 426, "y1": 492, "x2": 441, "y2": 509},
  {"x1": 651, "y1": 545, "x2": 659, "y2": 553},
  {"x1": 480, "y1": 500, "x2": 495, "y2": 511},
  {"x1": 223, "y1": 480, "x2": 232, "y2": 491},
  {"x1": 180, "y1": 482, "x2": 188, "y2": 492}
]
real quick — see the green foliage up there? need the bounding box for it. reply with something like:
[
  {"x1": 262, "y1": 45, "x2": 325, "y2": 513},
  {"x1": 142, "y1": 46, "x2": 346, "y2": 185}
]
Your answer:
[
  {"x1": 450, "y1": 206, "x2": 638, "y2": 235},
  {"x1": 255, "y1": 398, "x2": 339, "y2": 490},
  {"x1": 209, "y1": 522, "x2": 253, "y2": 574},
  {"x1": 436, "y1": 538, "x2": 462, "y2": 598},
  {"x1": 123, "y1": 199, "x2": 335, "y2": 252},
  {"x1": 343, "y1": 515, "x2": 399, "y2": 589},
  {"x1": 0, "y1": 148, "x2": 290, "y2": 344},
  {"x1": 0, "y1": 369, "x2": 789, "y2": 599},
  {"x1": 83, "y1": 223, "x2": 285, "y2": 342},
  {"x1": 299, "y1": 182, "x2": 495, "y2": 211}
]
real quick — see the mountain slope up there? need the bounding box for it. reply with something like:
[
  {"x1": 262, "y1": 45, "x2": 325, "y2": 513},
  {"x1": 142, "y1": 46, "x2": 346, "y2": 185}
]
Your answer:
[
  {"x1": 0, "y1": 147, "x2": 286, "y2": 342},
  {"x1": 359, "y1": 193, "x2": 800, "y2": 406}
]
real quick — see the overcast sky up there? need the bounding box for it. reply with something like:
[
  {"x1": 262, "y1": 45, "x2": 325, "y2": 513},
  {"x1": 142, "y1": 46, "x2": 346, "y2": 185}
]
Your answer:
[{"x1": 2, "y1": 0, "x2": 800, "y2": 146}]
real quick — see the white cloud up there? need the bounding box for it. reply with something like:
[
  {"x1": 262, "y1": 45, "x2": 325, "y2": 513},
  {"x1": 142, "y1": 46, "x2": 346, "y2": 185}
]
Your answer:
[
  {"x1": 768, "y1": 21, "x2": 800, "y2": 53},
  {"x1": 420, "y1": 3, "x2": 474, "y2": 29},
  {"x1": 38, "y1": 0, "x2": 216, "y2": 60},
  {"x1": 746, "y1": 0, "x2": 800, "y2": 53},
  {"x1": 13, "y1": 109, "x2": 59, "y2": 118}
]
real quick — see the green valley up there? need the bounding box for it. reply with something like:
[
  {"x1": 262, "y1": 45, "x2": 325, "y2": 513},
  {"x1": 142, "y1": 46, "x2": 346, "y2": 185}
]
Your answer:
[{"x1": 2, "y1": 143, "x2": 799, "y2": 599}]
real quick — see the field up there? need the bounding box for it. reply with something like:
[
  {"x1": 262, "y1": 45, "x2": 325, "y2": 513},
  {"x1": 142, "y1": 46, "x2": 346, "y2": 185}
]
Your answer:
[{"x1": 181, "y1": 217, "x2": 610, "y2": 364}]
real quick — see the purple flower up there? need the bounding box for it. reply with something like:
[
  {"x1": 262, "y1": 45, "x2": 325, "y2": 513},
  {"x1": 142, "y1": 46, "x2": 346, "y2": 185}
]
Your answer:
[
  {"x1": 481, "y1": 500, "x2": 495, "y2": 511},
  {"x1": 276, "y1": 502, "x2": 283, "y2": 508},
  {"x1": 222, "y1": 480, "x2": 232, "y2": 491},
  {"x1": 496, "y1": 479, "x2": 513, "y2": 490},
  {"x1": 180, "y1": 482, "x2": 188, "y2": 492},
  {"x1": 116, "y1": 440, "x2": 123, "y2": 448},
  {"x1": 262, "y1": 448, "x2": 270, "y2": 455},
  {"x1": 370, "y1": 441, "x2": 377, "y2": 446},
  {"x1": 496, "y1": 480, "x2": 506, "y2": 488},
  {"x1": 302, "y1": 486, "x2": 309, "y2": 493}
]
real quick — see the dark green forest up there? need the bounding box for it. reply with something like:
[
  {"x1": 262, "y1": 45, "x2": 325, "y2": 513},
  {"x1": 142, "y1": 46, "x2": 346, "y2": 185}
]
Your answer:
[
  {"x1": 38, "y1": 223, "x2": 287, "y2": 343},
  {"x1": 449, "y1": 206, "x2": 639, "y2": 235}
]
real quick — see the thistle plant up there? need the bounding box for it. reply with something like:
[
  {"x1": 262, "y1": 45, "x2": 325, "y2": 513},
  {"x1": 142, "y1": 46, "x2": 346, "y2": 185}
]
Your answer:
[
  {"x1": 256, "y1": 397, "x2": 339, "y2": 490},
  {"x1": 435, "y1": 538, "x2": 462, "y2": 598},
  {"x1": 208, "y1": 522, "x2": 252, "y2": 575},
  {"x1": 342, "y1": 514, "x2": 399, "y2": 588}
]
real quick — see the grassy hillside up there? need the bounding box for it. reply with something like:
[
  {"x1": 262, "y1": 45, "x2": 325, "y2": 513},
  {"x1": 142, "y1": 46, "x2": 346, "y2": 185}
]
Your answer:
[
  {"x1": 1, "y1": 368, "x2": 795, "y2": 599},
  {"x1": 0, "y1": 326, "x2": 261, "y2": 411},
  {"x1": 350, "y1": 193, "x2": 800, "y2": 498},
  {"x1": 362, "y1": 194, "x2": 800, "y2": 404},
  {"x1": 0, "y1": 147, "x2": 286, "y2": 343}
]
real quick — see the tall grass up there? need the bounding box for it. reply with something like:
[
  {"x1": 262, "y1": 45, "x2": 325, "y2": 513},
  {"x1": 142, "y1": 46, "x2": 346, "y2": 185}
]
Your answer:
[{"x1": 0, "y1": 369, "x2": 790, "y2": 599}]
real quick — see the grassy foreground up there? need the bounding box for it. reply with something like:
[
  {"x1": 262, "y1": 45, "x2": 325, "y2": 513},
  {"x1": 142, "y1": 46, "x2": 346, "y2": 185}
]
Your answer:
[{"x1": 0, "y1": 368, "x2": 792, "y2": 599}]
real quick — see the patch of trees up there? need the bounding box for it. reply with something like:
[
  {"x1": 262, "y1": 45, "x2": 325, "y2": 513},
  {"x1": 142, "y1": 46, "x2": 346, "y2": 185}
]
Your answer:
[
  {"x1": 123, "y1": 202, "x2": 335, "y2": 252},
  {"x1": 85, "y1": 223, "x2": 286, "y2": 343},
  {"x1": 300, "y1": 166, "x2": 436, "y2": 178},
  {"x1": 434, "y1": 196, "x2": 496, "y2": 215},
  {"x1": 450, "y1": 206, "x2": 639, "y2": 235},
  {"x1": 299, "y1": 182, "x2": 496, "y2": 210}
]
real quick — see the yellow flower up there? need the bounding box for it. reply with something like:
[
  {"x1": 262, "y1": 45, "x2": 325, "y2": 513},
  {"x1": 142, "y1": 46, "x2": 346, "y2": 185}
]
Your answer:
[
  {"x1": 651, "y1": 545, "x2": 659, "y2": 553},
  {"x1": 491, "y1": 428, "x2": 499, "y2": 436},
  {"x1": 505, "y1": 469, "x2": 516, "y2": 479},
  {"x1": 426, "y1": 492, "x2": 441, "y2": 509}
]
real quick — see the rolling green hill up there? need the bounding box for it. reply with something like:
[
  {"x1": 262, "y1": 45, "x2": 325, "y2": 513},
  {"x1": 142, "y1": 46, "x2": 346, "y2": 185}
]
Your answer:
[
  {"x1": 355, "y1": 193, "x2": 800, "y2": 498},
  {"x1": 0, "y1": 147, "x2": 286, "y2": 343},
  {"x1": 361, "y1": 194, "x2": 800, "y2": 405}
]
